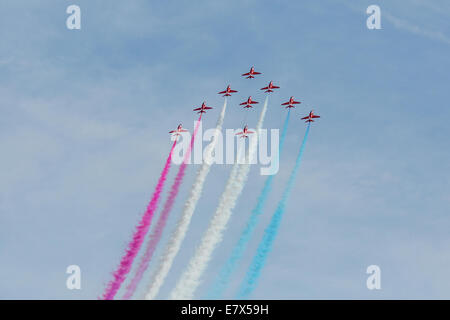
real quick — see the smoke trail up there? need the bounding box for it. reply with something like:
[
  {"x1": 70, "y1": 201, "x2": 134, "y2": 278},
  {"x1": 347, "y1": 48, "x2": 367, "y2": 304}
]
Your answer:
[
  {"x1": 101, "y1": 139, "x2": 177, "y2": 300},
  {"x1": 143, "y1": 99, "x2": 228, "y2": 300},
  {"x1": 122, "y1": 115, "x2": 203, "y2": 299},
  {"x1": 208, "y1": 109, "x2": 291, "y2": 299},
  {"x1": 237, "y1": 123, "x2": 311, "y2": 299},
  {"x1": 170, "y1": 96, "x2": 269, "y2": 300}
]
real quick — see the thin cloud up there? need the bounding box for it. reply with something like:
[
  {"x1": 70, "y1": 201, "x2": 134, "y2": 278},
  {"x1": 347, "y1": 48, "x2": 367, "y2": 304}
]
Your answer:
[{"x1": 384, "y1": 12, "x2": 450, "y2": 45}]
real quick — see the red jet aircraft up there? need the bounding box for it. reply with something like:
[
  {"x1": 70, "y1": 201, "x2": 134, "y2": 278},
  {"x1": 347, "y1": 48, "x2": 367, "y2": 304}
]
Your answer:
[
  {"x1": 218, "y1": 85, "x2": 238, "y2": 97},
  {"x1": 241, "y1": 66, "x2": 261, "y2": 79},
  {"x1": 235, "y1": 125, "x2": 254, "y2": 138},
  {"x1": 260, "y1": 81, "x2": 280, "y2": 93},
  {"x1": 301, "y1": 110, "x2": 320, "y2": 123},
  {"x1": 169, "y1": 124, "x2": 189, "y2": 136},
  {"x1": 239, "y1": 96, "x2": 259, "y2": 109},
  {"x1": 281, "y1": 96, "x2": 301, "y2": 108},
  {"x1": 193, "y1": 101, "x2": 213, "y2": 114}
]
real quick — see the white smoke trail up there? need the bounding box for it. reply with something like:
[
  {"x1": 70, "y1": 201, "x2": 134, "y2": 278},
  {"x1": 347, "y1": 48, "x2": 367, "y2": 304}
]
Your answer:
[
  {"x1": 143, "y1": 99, "x2": 228, "y2": 299},
  {"x1": 169, "y1": 96, "x2": 269, "y2": 300}
]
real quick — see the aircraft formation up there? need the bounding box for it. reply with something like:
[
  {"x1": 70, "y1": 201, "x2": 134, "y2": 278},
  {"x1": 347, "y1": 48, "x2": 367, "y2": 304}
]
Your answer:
[
  {"x1": 102, "y1": 65, "x2": 321, "y2": 300},
  {"x1": 170, "y1": 66, "x2": 320, "y2": 138}
]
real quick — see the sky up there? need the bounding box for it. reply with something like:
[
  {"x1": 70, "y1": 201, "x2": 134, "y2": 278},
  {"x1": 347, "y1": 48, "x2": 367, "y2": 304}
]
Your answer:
[{"x1": 0, "y1": 0, "x2": 449, "y2": 299}]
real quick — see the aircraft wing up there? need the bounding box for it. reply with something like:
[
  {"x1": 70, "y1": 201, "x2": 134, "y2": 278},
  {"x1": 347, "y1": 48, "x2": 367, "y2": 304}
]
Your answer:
[
  {"x1": 250, "y1": 101, "x2": 259, "y2": 104},
  {"x1": 312, "y1": 115, "x2": 320, "y2": 118},
  {"x1": 193, "y1": 107, "x2": 201, "y2": 111},
  {"x1": 218, "y1": 90, "x2": 226, "y2": 94},
  {"x1": 253, "y1": 72, "x2": 261, "y2": 74},
  {"x1": 281, "y1": 102, "x2": 289, "y2": 105},
  {"x1": 301, "y1": 116, "x2": 309, "y2": 120},
  {"x1": 242, "y1": 72, "x2": 250, "y2": 76},
  {"x1": 260, "y1": 86, "x2": 269, "y2": 90}
]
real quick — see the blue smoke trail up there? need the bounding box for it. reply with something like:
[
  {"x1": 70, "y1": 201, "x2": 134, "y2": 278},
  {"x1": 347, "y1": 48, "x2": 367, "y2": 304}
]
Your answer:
[
  {"x1": 236, "y1": 123, "x2": 310, "y2": 299},
  {"x1": 207, "y1": 110, "x2": 292, "y2": 299}
]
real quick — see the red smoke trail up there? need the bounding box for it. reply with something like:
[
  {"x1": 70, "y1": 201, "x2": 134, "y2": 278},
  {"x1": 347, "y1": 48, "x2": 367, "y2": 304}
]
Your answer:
[
  {"x1": 122, "y1": 115, "x2": 202, "y2": 299},
  {"x1": 101, "y1": 139, "x2": 177, "y2": 300}
]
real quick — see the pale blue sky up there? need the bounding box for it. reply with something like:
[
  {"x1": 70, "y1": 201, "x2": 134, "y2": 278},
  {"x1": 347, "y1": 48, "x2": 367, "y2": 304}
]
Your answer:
[{"x1": 0, "y1": 0, "x2": 449, "y2": 299}]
